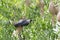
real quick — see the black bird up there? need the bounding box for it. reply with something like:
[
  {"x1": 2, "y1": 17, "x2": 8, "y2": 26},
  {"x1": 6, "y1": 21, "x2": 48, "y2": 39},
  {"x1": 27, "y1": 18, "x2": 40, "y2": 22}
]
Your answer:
[{"x1": 14, "y1": 19, "x2": 32, "y2": 27}]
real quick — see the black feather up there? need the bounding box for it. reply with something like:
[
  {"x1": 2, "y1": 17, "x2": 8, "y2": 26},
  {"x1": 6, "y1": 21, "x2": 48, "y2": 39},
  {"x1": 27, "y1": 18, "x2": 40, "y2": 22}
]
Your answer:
[{"x1": 14, "y1": 19, "x2": 32, "y2": 27}]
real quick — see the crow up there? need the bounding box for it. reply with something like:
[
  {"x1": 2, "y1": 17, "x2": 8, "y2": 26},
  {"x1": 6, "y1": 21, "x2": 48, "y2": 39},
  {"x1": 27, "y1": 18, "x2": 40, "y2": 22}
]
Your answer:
[{"x1": 14, "y1": 19, "x2": 32, "y2": 27}]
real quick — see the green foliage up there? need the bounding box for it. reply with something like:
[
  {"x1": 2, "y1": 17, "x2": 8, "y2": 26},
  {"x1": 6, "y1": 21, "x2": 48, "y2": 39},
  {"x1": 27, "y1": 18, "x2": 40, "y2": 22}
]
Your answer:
[{"x1": 0, "y1": 0, "x2": 58, "y2": 40}]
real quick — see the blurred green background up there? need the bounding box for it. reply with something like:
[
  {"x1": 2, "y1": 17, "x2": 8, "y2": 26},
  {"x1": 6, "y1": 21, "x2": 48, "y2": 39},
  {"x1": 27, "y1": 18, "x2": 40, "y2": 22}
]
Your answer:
[{"x1": 0, "y1": 0, "x2": 60, "y2": 40}]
